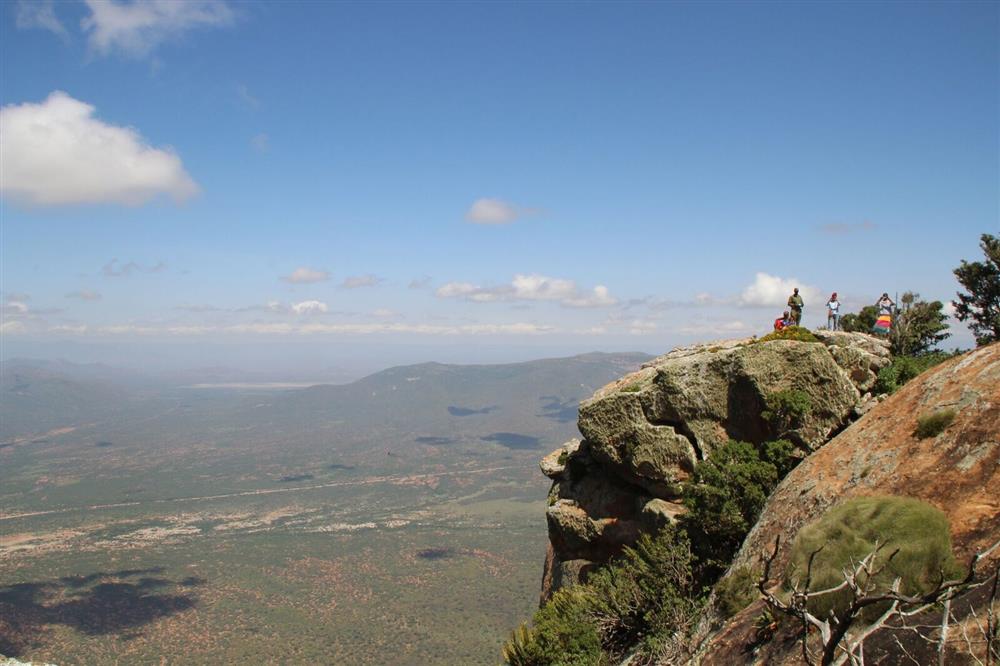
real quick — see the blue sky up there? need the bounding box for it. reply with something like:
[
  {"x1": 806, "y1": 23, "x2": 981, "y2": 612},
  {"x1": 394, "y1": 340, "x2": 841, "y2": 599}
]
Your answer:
[{"x1": 1, "y1": 0, "x2": 997, "y2": 376}]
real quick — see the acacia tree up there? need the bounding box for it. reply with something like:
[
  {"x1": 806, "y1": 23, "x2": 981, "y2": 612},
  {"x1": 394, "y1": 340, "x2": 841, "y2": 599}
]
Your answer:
[{"x1": 953, "y1": 233, "x2": 1000, "y2": 346}]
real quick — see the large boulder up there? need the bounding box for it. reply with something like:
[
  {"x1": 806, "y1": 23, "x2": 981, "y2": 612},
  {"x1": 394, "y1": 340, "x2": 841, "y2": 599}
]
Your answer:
[
  {"x1": 541, "y1": 333, "x2": 891, "y2": 596},
  {"x1": 577, "y1": 336, "x2": 883, "y2": 500}
]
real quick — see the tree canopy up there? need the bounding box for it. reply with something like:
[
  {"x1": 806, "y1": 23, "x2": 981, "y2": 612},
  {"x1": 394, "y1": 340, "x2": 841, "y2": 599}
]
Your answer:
[
  {"x1": 842, "y1": 294, "x2": 950, "y2": 356},
  {"x1": 953, "y1": 233, "x2": 1000, "y2": 346}
]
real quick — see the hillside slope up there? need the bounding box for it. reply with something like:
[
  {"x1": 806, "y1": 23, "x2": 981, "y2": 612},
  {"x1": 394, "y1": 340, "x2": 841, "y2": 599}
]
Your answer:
[{"x1": 697, "y1": 342, "x2": 1000, "y2": 664}]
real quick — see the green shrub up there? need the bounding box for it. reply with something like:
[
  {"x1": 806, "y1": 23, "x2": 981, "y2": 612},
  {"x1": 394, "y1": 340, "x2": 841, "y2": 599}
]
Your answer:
[
  {"x1": 502, "y1": 587, "x2": 605, "y2": 666},
  {"x1": 714, "y1": 565, "x2": 760, "y2": 619},
  {"x1": 873, "y1": 352, "x2": 955, "y2": 395},
  {"x1": 762, "y1": 390, "x2": 812, "y2": 438},
  {"x1": 586, "y1": 526, "x2": 699, "y2": 658},
  {"x1": 682, "y1": 440, "x2": 789, "y2": 579},
  {"x1": 620, "y1": 383, "x2": 642, "y2": 393},
  {"x1": 761, "y1": 439, "x2": 798, "y2": 479},
  {"x1": 914, "y1": 409, "x2": 956, "y2": 439},
  {"x1": 785, "y1": 496, "x2": 960, "y2": 621},
  {"x1": 503, "y1": 527, "x2": 699, "y2": 665},
  {"x1": 757, "y1": 326, "x2": 820, "y2": 344}
]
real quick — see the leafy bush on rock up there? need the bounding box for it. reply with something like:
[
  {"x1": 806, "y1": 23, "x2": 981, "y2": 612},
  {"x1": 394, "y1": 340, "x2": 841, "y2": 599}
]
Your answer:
[{"x1": 757, "y1": 326, "x2": 820, "y2": 344}]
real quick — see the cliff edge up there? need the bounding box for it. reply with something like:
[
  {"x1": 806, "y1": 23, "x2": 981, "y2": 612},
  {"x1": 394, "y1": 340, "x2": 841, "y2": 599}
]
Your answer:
[{"x1": 540, "y1": 331, "x2": 889, "y2": 601}]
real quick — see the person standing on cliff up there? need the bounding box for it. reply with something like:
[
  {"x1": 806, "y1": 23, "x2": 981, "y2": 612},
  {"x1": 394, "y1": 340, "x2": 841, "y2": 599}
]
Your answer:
[
  {"x1": 826, "y1": 292, "x2": 841, "y2": 330},
  {"x1": 877, "y1": 292, "x2": 894, "y2": 315},
  {"x1": 787, "y1": 288, "x2": 804, "y2": 326}
]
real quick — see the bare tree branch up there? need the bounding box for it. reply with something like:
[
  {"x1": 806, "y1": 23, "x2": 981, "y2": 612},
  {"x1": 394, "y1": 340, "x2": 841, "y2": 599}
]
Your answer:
[{"x1": 755, "y1": 537, "x2": 1000, "y2": 666}]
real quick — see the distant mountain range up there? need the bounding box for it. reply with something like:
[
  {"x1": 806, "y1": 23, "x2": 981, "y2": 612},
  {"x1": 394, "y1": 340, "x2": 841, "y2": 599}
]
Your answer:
[{"x1": 1, "y1": 353, "x2": 653, "y2": 448}]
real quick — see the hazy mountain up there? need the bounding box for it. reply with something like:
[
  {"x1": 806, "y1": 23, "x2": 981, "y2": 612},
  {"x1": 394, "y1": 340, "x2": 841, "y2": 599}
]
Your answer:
[
  {"x1": 0, "y1": 362, "x2": 132, "y2": 440},
  {"x1": 243, "y1": 352, "x2": 652, "y2": 452},
  {"x1": 1, "y1": 352, "x2": 652, "y2": 451}
]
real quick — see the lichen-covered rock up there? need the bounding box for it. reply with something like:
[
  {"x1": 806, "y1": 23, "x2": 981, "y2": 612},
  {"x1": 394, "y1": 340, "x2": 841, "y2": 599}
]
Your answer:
[
  {"x1": 640, "y1": 498, "x2": 685, "y2": 531},
  {"x1": 578, "y1": 338, "x2": 869, "y2": 501},
  {"x1": 543, "y1": 441, "x2": 645, "y2": 563},
  {"x1": 813, "y1": 329, "x2": 891, "y2": 393},
  {"x1": 541, "y1": 332, "x2": 896, "y2": 600},
  {"x1": 539, "y1": 438, "x2": 580, "y2": 479}
]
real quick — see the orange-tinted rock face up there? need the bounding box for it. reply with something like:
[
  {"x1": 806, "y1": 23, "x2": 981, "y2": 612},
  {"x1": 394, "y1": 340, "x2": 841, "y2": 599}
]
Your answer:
[{"x1": 699, "y1": 343, "x2": 1000, "y2": 665}]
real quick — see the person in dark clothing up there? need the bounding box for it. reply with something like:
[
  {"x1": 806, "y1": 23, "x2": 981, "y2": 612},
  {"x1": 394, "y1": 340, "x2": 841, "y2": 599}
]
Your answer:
[{"x1": 787, "y1": 288, "x2": 804, "y2": 326}]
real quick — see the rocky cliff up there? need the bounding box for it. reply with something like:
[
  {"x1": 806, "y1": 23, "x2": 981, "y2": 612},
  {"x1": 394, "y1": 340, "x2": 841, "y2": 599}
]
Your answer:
[
  {"x1": 533, "y1": 335, "x2": 999, "y2": 665},
  {"x1": 539, "y1": 331, "x2": 890, "y2": 601},
  {"x1": 696, "y1": 341, "x2": 1000, "y2": 665}
]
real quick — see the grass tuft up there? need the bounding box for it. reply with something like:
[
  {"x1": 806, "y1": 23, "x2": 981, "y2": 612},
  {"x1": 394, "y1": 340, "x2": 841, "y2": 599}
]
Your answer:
[
  {"x1": 914, "y1": 409, "x2": 956, "y2": 439},
  {"x1": 756, "y1": 326, "x2": 820, "y2": 344},
  {"x1": 785, "y1": 496, "x2": 960, "y2": 621}
]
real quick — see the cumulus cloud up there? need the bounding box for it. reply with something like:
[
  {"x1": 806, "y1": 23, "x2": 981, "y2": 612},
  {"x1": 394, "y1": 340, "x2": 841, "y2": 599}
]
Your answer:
[
  {"x1": 563, "y1": 285, "x2": 617, "y2": 308},
  {"x1": 2, "y1": 299, "x2": 30, "y2": 315},
  {"x1": 0, "y1": 320, "x2": 27, "y2": 334},
  {"x1": 15, "y1": 0, "x2": 68, "y2": 37},
  {"x1": 290, "y1": 300, "x2": 329, "y2": 315},
  {"x1": 739, "y1": 273, "x2": 820, "y2": 308},
  {"x1": 101, "y1": 259, "x2": 167, "y2": 277},
  {"x1": 82, "y1": 0, "x2": 234, "y2": 58},
  {"x1": 341, "y1": 274, "x2": 382, "y2": 289},
  {"x1": 281, "y1": 267, "x2": 330, "y2": 284},
  {"x1": 0, "y1": 91, "x2": 199, "y2": 206},
  {"x1": 464, "y1": 198, "x2": 536, "y2": 225},
  {"x1": 436, "y1": 274, "x2": 617, "y2": 308},
  {"x1": 66, "y1": 290, "x2": 102, "y2": 301}
]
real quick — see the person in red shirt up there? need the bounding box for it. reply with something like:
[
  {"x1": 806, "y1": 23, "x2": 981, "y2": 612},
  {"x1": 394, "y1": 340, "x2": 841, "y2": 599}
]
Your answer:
[{"x1": 774, "y1": 310, "x2": 791, "y2": 331}]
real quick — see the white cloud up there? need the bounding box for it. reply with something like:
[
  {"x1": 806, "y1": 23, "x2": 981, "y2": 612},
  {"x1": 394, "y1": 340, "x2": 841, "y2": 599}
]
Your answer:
[
  {"x1": 341, "y1": 274, "x2": 382, "y2": 289},
  {"x1": 436, "y1": 281, "x2": 489, "y2": 300},
  {"x1": 0, "y1": 320, "x2": 27, "y2": 334},
  {"x1": 436, "y1": 274, "x2": 617, "y2": 308},
  {"x1": 0, "y1": 91, "x2": 199, "y2": 206},
  {"x1": 66, "y1": 290, "x2": 103, "y2": 301},
  {"x1": 82, "y1": 0, "x2": 234, "y2": 58},
  {"x1": 563, "y1": 285, "x2": 617, "y2": 308},
  {"x1": 281, "y1": 267, "x2": 329, "y2": 284},
  {"x1": 291, "y1": 300, "x2": 329, "y2": 315},
  {"x1": 371, "y1": 308, "x2": 395, "y2": 318},
  {"x1": 464, "y1": 198, "x2": 534, "y2": 225},
  {"x1": 738, "y1": 273, "x2": 820, "y2": 309},
  {"x1": 3, "y1": 300, "x2": 30, "y2": 315},
  {"x1": 510, "y1": 274, "x2": 577, "y2": 301},
  {"x1": 16, "y1": 0, "x2": 68, "y2": 37}
]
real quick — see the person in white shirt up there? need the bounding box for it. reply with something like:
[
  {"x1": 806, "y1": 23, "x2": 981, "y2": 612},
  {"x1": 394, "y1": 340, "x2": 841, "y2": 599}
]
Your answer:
[
  {"x1": 826, "y1": 292, "x2": 841, "y2": 330},
  {"x1": 877, "y1": 293, "x2": 895, "y2": 316}
]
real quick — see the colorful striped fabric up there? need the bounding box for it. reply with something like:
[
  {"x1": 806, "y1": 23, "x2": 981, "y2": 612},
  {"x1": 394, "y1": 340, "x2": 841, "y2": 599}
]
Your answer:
[{"x1": 872, "y1": 314, "x2": 892, "y2": 334}]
